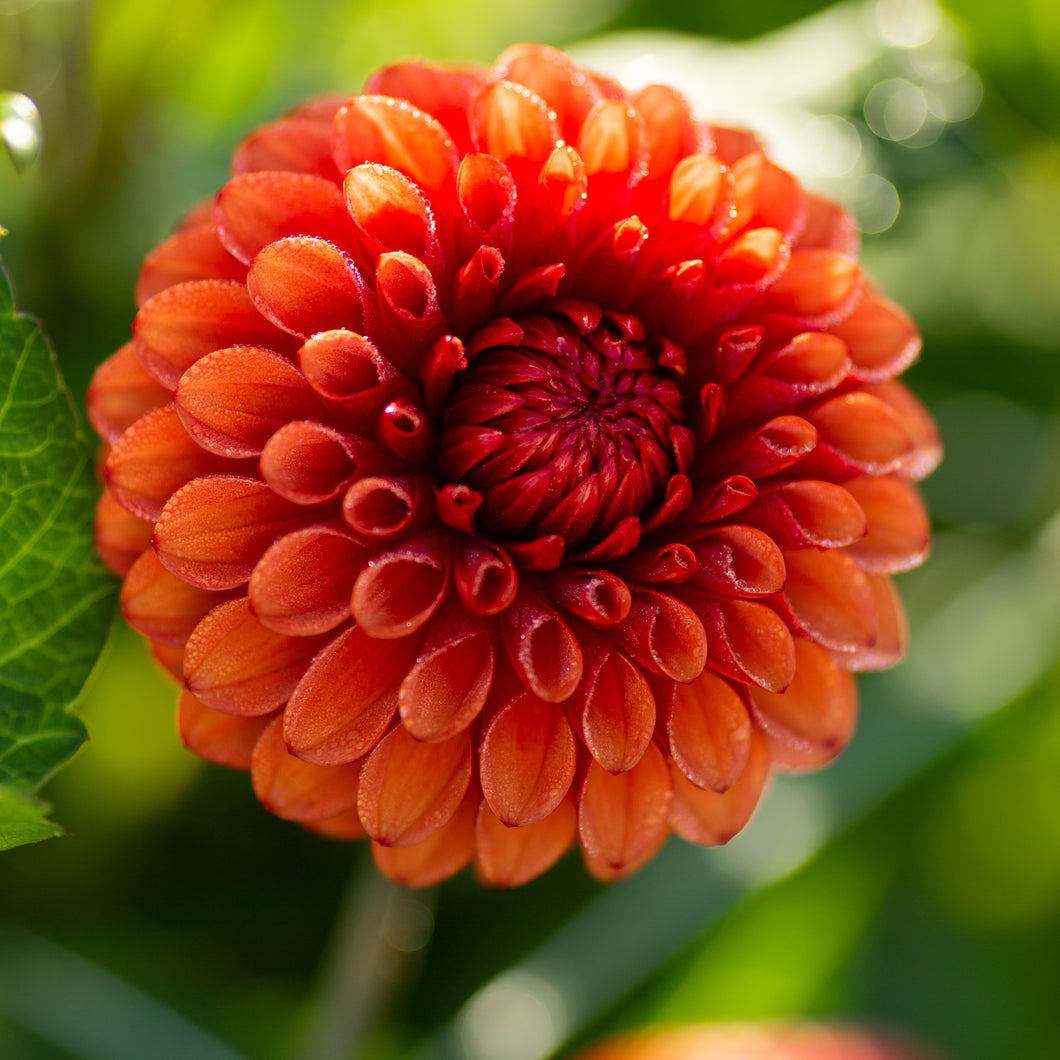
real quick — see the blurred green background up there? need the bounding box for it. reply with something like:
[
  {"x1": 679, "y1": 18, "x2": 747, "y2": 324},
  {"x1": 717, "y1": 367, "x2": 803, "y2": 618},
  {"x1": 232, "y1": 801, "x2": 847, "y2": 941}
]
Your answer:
[{"x1": 2, "y1": 1, "x2": 1060, "y2": 1058}]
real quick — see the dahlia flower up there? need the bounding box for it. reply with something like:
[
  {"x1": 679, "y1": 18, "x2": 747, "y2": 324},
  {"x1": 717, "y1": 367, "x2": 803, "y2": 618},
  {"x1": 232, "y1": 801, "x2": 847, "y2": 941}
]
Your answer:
[
  {"x1": 88, "y1": 44, "x2": 939, "y2": 887},
  {"x1": 575, "y1": 1023, "x2": 941, "y2": 1060}
]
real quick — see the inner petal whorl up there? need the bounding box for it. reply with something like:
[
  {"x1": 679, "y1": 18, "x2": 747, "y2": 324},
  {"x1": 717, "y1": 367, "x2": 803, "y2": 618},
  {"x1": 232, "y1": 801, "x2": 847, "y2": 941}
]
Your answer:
[{"x1": 439, "y1": 305, "x2": 684, "y2": 545}]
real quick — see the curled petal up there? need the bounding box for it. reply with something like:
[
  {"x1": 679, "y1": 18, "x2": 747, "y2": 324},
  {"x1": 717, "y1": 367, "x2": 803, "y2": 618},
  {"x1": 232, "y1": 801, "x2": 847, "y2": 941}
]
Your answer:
[
  {"x1": 215, "y1": 170, "x2": 351, "y2": 265},
  {"x1": 475, "y1": 795, "x2": 578, "y2": 888},
  {"x1": 175, "y1": 346, "x2": 326, "y2": 458},
  {"x1": 233, "y1": 116, "x2": 340, "y2": 181},
  {"x1": 154, "y1": 475, "x2": 320, "y2": 590},
  {"x1": 500, "y1": 592, "x2": 583, "y2": 702},
  {"x1": 669, "y1": 725, "x2": 770, "y2": 845},
  {"x1": 797, "y1": 192, "x2": 859, "y2": 255},
  {"x1": 782, "y1": 548, "x2": 878, "y2": 653},
  {"x1": 343, "y1": 474, "x2": 434, "y2": 540},
  {"x1": 831, "y1": 286, "x2": 921, "y2": 383},
  {"x1": 88, "y1": 342, "x2": 173, "y2": 444},
  {"x1": 248, "y1": 525, "x2": 367, "y2": 636},
  {"x1": 453, "y1": 539, "x2": 519, "y2": 615},
  {"x1": 184, "y1": 598, "x2": 329, "y2": 715},
  {"x1": 668, "y1": 669, "x2": 751, "y2": 792},
  {"x1": 844, "y1": 573, "x2": 908, "y2": 673},
  {"x1": 579, "y1": 741, "x2": 672, "y2": 881},
  {"x1": 750, "y1": 637, "x2": 857, "y2": 770},
  {"x1": 358, "y1": 726, "x2": 472, "y2": 847},
  {"x1": 134, "y1": 279, "x2": 291, "y2": 390},
  {"x1": 122, "y1": 548, "x2": 232, "y2": 647},
  {"x1": 843, "y1": 477, "x2": 930, "y2": 573},
  {"x1": 260, "y1": 421, "x2": 362, "y2": 505},
  {"x1": 866, "y1": 380, "x2": 943, "y2": 481},
  {"x1": 764, "y1": 249, "x2": 860, "y2": 324},
  {"x1": 571, "y1": 636, "x2": 656, "y2": 775},
  {"x1": 284, "y1": 625, "x2": 416, "y2": 764},
  {"x1": 333, "y1": 95, "x2": 459, "y2": 195},
  {"x1": 372, "y1": 788, "x2": 479, "y2": 887},
  {"x1": 690, "y1": 525, "x2": 786, "y2": 597},
  {"x1": 351, "y1": 530, "x2": 450, "y2": 638},
  {"x1": 547, "y1": 569, "x2": 631, "y2": 629},
  {"x1": 399, "y1": 602, "x2": 495, "y2": 741},
  {"x1": 746, "y1": 480, "x2": 866, "y2": 551},
  {"x1": 177, "y1": 690, "x2": 271, "y2": 770},
  {"x1": 457, "y1": 151, "x2": 517, "y2": 248},
  {"x1": 700, "y1": 415, "x2": 818, "y2": 481},
  {"x1": 802, "y1": 391, "x2": 916, "y2": 478},
  {"x1": 470, "y1": 81, "x2": 560, "y2": 172},
  {"x1": 247, "y1": 236, "x2": 367, "y2": 338},
  {"x1": 731, "y1": 153, "x2": 805, "y2": 239},
  {"x1": 251, "y1": 716, "x2": 361, "y2": 820},
  {"x1": 699, "y1": 597, "x2": 796, "y2": 694},
  {"x1": 608, "y1": 590, "x2": 707, "y2": 684},
  {"x1": 633, "y1": 83, "x2": 703, "y2": 182},
  {"x1": 374, "y1": 252, "x2": 449, "y2": 372},
  {"x1": 479, "y1": 690, "x2": 576, "y2": 826},
  {"x1": 106, "y1": 404, "x2": 237, "y2": 520}
]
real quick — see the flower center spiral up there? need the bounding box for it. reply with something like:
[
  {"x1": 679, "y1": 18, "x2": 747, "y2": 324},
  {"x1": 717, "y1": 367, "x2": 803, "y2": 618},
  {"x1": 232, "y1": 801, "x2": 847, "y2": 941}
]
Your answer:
[{"x1": 439, "y1": 306, "x2": 685, "y2": 546}]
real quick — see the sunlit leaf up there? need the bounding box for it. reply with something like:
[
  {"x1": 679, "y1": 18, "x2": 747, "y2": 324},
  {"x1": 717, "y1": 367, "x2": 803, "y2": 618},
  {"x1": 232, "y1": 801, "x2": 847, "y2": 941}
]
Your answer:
[{"x1": 0, "y1": 261, "x2": 118, "y2": 850}]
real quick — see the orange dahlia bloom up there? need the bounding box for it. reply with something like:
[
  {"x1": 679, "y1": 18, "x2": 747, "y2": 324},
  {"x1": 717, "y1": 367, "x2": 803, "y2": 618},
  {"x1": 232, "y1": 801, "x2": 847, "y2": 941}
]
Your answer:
[
  {"x1": 88, "y1": 44, "x2": 939, "y2": 887},
  {"x1": 575, "y1": 1023, "x2": 942, "y2": 1060}
]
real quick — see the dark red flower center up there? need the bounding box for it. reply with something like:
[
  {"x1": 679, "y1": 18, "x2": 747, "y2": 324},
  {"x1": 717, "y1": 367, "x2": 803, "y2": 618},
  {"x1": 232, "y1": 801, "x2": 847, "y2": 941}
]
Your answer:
[{"x1": 439, "y1": 305, "x2": 685, "y2": 545}]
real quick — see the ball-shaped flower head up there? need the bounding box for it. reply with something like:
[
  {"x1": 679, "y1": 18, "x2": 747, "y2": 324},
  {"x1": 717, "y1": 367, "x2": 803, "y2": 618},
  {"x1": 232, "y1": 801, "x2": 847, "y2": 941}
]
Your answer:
[
  {"x1": 88, "y1": 44, "x2": 940, "y2": 888},
  {"x1": 575, "y1": 1023, "x2": 943, "y2": 1060}
]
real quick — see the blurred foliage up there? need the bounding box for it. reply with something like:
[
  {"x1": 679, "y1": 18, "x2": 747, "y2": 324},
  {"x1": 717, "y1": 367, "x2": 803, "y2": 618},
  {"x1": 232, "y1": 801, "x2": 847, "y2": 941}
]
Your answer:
[{"x1": 2, "y1": 0, "x2": 1060, "y2": 1059}]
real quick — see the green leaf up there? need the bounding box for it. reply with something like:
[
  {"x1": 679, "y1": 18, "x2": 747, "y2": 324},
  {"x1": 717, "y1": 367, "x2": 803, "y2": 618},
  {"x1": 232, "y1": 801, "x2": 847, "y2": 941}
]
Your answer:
[
  {"x1": 0, "y1": 259, "x2": 118, "y2": 850},
  {"x1": 0, "y1": 785, "x2": 64, "y2": 851}
]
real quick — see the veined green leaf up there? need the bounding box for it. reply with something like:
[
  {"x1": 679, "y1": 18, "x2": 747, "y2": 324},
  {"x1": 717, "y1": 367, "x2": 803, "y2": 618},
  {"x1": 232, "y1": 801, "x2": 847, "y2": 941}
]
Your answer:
[{"x1": 0, "y1": 260, "x2": 118, "y2": 850}]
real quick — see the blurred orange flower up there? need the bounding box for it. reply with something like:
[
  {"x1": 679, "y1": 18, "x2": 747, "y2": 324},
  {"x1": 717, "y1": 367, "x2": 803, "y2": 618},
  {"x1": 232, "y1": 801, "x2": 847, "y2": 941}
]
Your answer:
[
  {"x1": 575, "y1": 1022, "x2": 943, "y2": 1060},
  {"x1": 89, "y1": 44, "x2": 938, "y2": 887}
]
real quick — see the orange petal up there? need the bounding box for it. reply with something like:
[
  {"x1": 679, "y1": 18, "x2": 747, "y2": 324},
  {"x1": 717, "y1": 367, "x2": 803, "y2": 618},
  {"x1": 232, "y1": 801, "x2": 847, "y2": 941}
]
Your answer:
[
  {"x1": 608, "y1": 590, "x2": 708, "y2": 683},
  {"x1": 866, "y1": 380, "x2": 942, "y2": 481},
  {"x1": 571, "y1": 638, "x2": 656, "y2": 775},
  {"x1": 796, "y1": 192, "x2": 859, "y2": 256},
  {"x1": 232, "y1": 116, "x2": 340, "y2": 181},
  {"x1": 548, "y1": 569, "x2": 631, "y2": 629},
  {"x1": 87, "y1": 342, "x2": 171, "y2": 443},
  {"x1": 804, "y1": 391, "x2": 915, "y2": 477},
  {"x1": 154, "y1": 476, "x2": 320, "y2": 590},
  {"x1": 351, "y1": 530, "x2": 450, "y2": 639},
  {"x1": 135, "y1": 224, "x2": 248, "y2": 306},
  {"x1": 260, "y1": 421, "x2": 363, "y2": 505},
  {"x1": 669, "y1": 724, "x2": 770, "y2": 845},
  {"x1": 399, "y1": 603, "x2": 495, "y2": 742},
  {"x1": 690, "y1": 525, "x2": 786, "y2": 597},
  {"x1": 763, "y1": 248, "x2": 860, "y2": 322},
  {"x1": 183, "y1": 598, "x2": 328, "y2": 715},
  {"x1": 215, "y1": 170, "x2": 351, "y2": 265},
  {"x1": 500, "y1": 592, "x2": 584, "y2": 702},
  {"x1": 248, "y1": 525, "x2": 367, "y2": 636},
  {"x1": 731, "y1": 153, "x2": 805, "y2": 239},
  {"x1": 304, "y1": 805, "x2": 367, "y2": 841},
  {"x1": 106, "y1": 404, "x2": 237, "y2": 520},
  {"x1": 342, "y1": 474, "x2": 433, "y2": 540},
  {"x1": 746, "y1": 480, "x2": 867, "y2": 550},
  {"x1": 358, "y1": 726, "x2": 472, "y2": 847},
  {"x1": 150, "y1": 642, "x2": 185, "y2": 682},
  {"x1": 782, "y1": 548, "x2": 878, "y2": 653},
  {"x1": 475, "y1": 795, "x2": 578, "y2": 887},
  {"x1": 134, "y1": 279, "x2": 291, "y2": 389},
  {"x1": 843, "y1": 573, "x2": 908, "y2": 673},
  {"x1": 333, "y1": 95, "x2": 459, "y2": 195},
  {"x1": 372, "y1": 787, "x2": 479, "y2": 887},
  {"x1": 633, "y1": 84, "x2": 702, "y2": 182},
  {"x1": 177, "y1": 689, "x2": 271, "y2": 770},
  {"x1": 469, "y1": 81, "x2": 560, "y2": 169},
  {"x1": 750, "y1": 637, "x2": 857, "y2": 770},
  {"x1": 95, "y1": 491, "x2": 153, "y2": 576},
  {"x1": 122, "y1": 548, "x2": 231, "y2": 647},
  {"x1": 283, "y1": 625, "x2": 415, "y2": 764},
  {"x1": 830, "y1": 286, "x2": 921, "y2": 382},
  {"x1": 251, "y1": 716, "x2": 360, "y2": 820},
  {"x1": 579, "y1": 741, "x2": 673, "y2": 881},
  {"x1": 174, "y1": 346, "x2": 326, "y2": 458},
  {"x1": 452, "y1": 539, "x2": 519, "y2": 616},
  {"x1": 843, "y1": 476, "x2": 930, "y2": 574},
  {"x1": 578, "y1": 99, "x2": 648, "y2": 181},
  {"x1": 699, "y1": 597, "x2": 796, "y2": 693},
  {"x1": 479, "y1": 691, "x2": 576, "y2": 826},
  {"x1": 669, "y1": 669, "x2": 751, "y2": 792},
  {"x1": 247, "y1": 236, "x2": 366, "y2": 338}
]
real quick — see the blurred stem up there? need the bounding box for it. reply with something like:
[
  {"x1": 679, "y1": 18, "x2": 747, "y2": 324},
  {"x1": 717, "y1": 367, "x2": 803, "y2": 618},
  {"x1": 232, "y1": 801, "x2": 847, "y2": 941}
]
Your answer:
[{"x1": 294, "y1": 854, "x2": 437, "y2": 1060}]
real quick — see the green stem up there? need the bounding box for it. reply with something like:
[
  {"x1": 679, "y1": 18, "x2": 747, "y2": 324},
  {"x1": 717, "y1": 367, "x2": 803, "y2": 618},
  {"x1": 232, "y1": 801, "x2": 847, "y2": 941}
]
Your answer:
[{"x1": 294, "y1": 854, "x2": 437, "y2": 1060}]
